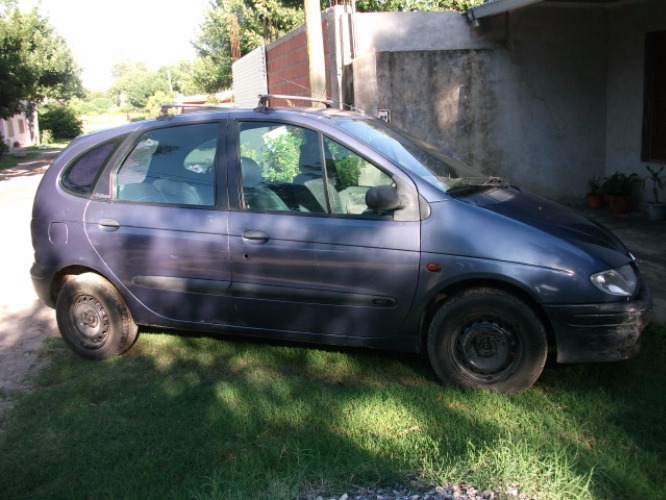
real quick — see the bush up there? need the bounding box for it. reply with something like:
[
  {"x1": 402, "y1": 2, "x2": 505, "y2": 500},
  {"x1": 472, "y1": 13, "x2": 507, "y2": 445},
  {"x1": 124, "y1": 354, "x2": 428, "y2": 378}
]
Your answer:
[
  {"x1": 0, "y1": 133, "x2": 9, "y2": 158},
  {"x1": 39, "y1": 105, "x2": 83, "y2": 139},
  {"x1": 40, "y1": 129, "x2": 53, "y2": 145}
]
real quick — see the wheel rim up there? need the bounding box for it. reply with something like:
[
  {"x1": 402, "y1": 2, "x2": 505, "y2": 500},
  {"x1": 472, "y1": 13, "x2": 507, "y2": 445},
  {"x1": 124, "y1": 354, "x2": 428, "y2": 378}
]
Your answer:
[
  {"x1": 456, "y1": 320, "x2": 518, "y2": 378},
  {"x1": 69, "y1": 294, "x2": 110, "y2": 348}
]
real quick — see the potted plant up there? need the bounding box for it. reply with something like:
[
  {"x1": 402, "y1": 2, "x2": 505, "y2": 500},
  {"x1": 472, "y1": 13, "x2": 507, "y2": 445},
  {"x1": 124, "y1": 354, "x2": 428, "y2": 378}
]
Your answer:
[
  {"x1": 586, "y1": 174, "x2": 604, "y2": 208},
  {"x1": 602, "y1": 171, "x2": 640, "y2": 215},
  {"x1": 644, "y1": 164, "x2": 666, "y2": 221}
]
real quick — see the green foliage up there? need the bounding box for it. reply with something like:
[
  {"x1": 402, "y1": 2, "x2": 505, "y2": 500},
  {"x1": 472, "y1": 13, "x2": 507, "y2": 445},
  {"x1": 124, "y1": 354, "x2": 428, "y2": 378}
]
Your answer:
[
  {"x1": 0, "y1": 132, "x2": 9, "y2": 158},
  {"x1": 644, "y1": 165, "x2": 665, "y2": 204},
  {"x1": 40, "y1": 129, "x2": 53, "y2": 145},
  {"x1": 601, "y1": 171, "x2": 641, "y2": 196},
  {"x1": 39, "y1": 104, "x2": 83, "y2": 139},
  {"x1": 262, "y1": 132, "x2": 302, "y2": 182},
  {"x1": 108, "y1": 62, "x2": 170, "y2": 110},
  {"x1": 144, "y1": 91, "x2": 172, "y2": 118},
  {"x1": 355, "y1": 0, "x2": 484, "y2": 12},
  {"x1": 193, "y1": 0, "x2": 304, "y2": 92},
  {"x1": 68, "y1": 96, "x2": 114, "y2": 116},
  {"x1": 0, "y1": 6, "x2": 82, "y2": 118}
]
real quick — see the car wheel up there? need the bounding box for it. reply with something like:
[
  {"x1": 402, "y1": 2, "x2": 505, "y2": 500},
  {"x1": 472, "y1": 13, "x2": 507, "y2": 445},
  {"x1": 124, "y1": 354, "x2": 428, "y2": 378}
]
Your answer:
[
  {"x1": 427, "y1": 288, "x2": 547, "y2": 393},
  {"x1": 55, "y1": 273, "x2": 138, "y2": 360}
]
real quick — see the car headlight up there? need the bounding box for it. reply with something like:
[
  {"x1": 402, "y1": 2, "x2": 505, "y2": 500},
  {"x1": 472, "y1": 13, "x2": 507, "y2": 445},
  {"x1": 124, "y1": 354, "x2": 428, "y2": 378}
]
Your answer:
[{"x1": 590, "y1": 264, "x2": 638, "y2": 297}]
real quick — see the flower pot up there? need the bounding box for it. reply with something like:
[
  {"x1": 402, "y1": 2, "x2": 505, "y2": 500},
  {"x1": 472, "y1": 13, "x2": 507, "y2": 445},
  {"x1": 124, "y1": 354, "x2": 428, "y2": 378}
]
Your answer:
[
  {"x1": 647, "y1": 202, "x2": 666, "y2": 221},
  {"x1": 586, "y1": 193, "x2": 603, "y2": 209},
  {"x1": 606, "y1": 194, "x2": 633, "y2": 215}
]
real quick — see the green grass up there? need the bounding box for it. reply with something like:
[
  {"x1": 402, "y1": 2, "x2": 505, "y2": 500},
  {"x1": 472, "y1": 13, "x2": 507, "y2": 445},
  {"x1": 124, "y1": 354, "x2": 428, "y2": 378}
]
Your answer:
[
  {"x1": 1, "y1": 324, "x2": 664, "y2": 499},
  {"x1": 0, "y1": 151, "x2": 39, "y2": 170}
]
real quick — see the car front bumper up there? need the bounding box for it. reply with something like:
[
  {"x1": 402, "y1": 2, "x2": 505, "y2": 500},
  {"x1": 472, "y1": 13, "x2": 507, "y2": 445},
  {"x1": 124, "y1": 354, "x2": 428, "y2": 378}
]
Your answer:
[{"x1": 544, "y1": 283, "x2": 653, "y2": 364}]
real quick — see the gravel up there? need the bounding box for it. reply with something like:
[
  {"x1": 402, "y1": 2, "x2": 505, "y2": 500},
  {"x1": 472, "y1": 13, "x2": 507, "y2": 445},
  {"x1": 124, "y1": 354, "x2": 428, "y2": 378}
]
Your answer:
[{"x1": 300, "y1": 481, "x2": 532, "y2": 500}]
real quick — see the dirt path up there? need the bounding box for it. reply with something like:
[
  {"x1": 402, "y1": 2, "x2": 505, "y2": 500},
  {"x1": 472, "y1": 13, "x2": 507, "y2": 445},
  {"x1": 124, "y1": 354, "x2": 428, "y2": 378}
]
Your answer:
[{"x1": 0, "y1": 151, "x2": 61, "y2": 433}]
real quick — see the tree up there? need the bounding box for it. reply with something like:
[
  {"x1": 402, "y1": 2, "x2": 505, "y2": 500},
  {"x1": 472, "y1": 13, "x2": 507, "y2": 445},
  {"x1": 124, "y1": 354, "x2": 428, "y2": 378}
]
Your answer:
[
  {"x1": 109, "y1": 63, "x2": 169, "y2": 110},
  {"x1": 0, "y1": 6, "x2": 82, "y2": 119},
  {"x1": 192, "y1": 0, "x2": 304, "y2": 92},
  {"x1": 355, "y1": 0, "x2": 484, "y2": 12}
]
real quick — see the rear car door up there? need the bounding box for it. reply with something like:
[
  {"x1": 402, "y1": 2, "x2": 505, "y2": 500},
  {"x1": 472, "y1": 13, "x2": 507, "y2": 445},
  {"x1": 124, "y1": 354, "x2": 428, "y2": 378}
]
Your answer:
[
  {"x1": 85, "y1": 120, "x2": 233, "y2": 325},
  {"x1": 227, "y1": 118, "x2": 421, "y2": 344}
]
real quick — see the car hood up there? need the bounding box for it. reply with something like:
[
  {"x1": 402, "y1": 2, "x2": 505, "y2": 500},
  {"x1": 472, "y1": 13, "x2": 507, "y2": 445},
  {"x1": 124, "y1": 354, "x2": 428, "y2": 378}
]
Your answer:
[{"x1": 467, "y1": 187, "x2": 632, "y2": 268}]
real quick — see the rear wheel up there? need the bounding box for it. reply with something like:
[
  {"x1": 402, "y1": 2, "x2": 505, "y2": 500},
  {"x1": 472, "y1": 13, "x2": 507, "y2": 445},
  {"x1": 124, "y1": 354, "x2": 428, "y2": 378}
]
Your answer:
[
  {"x1": 55, "y1": 273, "x2": 138, "y2": 360},
  {"x1": 427, "y1": 288, "x2": 547, "y2": 393}
]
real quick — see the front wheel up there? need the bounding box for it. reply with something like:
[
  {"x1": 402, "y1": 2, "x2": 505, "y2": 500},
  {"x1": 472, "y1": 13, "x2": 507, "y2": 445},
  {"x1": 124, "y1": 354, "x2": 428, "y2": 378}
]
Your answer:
[
  {"x1": 55, "y1": 273, "x2": 138, "y2": 360},
  {"x1": 427, "y1": 288, "x2": 548, "y2": 393}
]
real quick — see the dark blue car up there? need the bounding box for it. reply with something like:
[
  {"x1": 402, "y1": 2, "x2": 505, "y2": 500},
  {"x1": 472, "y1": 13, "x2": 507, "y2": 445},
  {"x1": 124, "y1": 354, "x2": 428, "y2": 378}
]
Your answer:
[{"x1": 30, "y1": 99, "x2": 652, "y2": 392}]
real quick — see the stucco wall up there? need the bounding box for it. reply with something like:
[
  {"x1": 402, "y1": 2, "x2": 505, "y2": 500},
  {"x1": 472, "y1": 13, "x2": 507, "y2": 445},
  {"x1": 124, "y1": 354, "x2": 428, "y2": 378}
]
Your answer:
[{"x1": 353, "y1": 7, "x2": 613, "y2": 203}]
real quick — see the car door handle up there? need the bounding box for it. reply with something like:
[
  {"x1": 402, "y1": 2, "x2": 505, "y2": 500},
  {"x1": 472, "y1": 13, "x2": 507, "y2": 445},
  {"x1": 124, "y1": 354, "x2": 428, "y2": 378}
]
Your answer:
[
  {"x1": 98, "y1": 218, "x2": 120, "y2": 231},
  {"x1": 242, "y1": 229, "x2": 270, "y2": 244}
]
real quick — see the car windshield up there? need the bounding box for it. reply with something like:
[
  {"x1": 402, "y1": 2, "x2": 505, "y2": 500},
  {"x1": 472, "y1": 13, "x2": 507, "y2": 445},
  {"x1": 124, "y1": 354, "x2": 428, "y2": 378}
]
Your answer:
[{"x1": 334, "y1": 117, "x2": 507, "y2": 196}]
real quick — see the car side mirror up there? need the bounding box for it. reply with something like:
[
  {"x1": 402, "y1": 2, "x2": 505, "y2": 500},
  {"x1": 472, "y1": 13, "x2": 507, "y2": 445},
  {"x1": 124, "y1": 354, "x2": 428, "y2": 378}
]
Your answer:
[{"x1": 366, "y1": 185, "x2": 402, "y2": 211}]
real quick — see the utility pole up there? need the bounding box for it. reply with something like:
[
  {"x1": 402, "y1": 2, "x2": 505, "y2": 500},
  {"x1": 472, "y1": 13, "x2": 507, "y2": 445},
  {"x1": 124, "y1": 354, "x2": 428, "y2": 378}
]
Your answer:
[{"x1": 304, "y1": 0, "x2": 327, "y2": 103}]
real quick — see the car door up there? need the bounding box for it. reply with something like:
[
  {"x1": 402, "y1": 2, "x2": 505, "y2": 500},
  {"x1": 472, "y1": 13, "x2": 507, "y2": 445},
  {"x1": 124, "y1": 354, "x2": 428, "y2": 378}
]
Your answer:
[
  {"x1": 85, "y1": 120, "x2": 234, "y2": 325},
  {"x1": 227, "y1": 119, "x2": 421, "y2": 343}
]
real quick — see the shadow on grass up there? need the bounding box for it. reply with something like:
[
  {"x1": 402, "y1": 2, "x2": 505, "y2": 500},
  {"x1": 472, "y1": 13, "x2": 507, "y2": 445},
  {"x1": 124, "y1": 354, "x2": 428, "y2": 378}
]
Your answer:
[{"x1": 0, "y1": 324, "x2": 664, "y2": 499}]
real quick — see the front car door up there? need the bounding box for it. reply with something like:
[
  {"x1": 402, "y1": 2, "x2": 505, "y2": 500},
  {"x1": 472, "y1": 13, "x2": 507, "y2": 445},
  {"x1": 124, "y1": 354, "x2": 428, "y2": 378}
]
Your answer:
[{"x1": 227, "y1": 117, "x2": 421, "y2": 346}]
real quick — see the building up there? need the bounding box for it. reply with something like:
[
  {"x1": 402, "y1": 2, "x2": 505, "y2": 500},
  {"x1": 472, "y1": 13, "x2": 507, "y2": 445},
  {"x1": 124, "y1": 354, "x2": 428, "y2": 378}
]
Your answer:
[{"x1": 233, "y1": 0, "x2": 666, "y2": 206}]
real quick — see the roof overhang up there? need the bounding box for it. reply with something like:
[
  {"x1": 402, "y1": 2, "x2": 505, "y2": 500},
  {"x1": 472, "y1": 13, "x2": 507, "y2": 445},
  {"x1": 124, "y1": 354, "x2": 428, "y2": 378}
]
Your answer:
[{"x1": 465, "y1": 0, "x2": 545, "y2": 23}]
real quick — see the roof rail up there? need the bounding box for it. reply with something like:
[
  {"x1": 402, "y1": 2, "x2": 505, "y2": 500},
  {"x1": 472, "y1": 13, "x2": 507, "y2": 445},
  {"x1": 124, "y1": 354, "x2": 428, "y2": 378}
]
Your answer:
[
  {"x1": 159, "y1": 103, "x2": 233, "y2": 117},
  {"x1": 257, "y1": 94, "x2": 333, "y2": 109}
]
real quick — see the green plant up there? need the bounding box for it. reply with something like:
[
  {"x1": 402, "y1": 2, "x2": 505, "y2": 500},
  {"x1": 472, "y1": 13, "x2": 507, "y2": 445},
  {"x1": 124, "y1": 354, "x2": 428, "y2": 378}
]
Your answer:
[
  {"x1": 263, "y1": 131, "x2": 301, "y2": 183},
  {"x1": 587, "y1": 174, "x2": 603, "y2": 194},
  {"x1": 643, "y1": 165, "x2": 665, "y2": 204},
  {"x1": 39, "y1": 104, "x2": 83, "y2": 139},
  {"x1": 0, "y1": 132, "x2": 9, "y2": 158},
  {"x1": 40, "y1": 129, "x2": 53, "y2": 145},
  {"x1": 601, "y1": 171, "x2": 641, "y2": 196}
]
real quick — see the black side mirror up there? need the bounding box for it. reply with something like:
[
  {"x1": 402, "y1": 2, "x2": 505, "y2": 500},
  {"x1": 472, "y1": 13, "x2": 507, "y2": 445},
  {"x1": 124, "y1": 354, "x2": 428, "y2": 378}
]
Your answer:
[{"x1": 365, "y1": 185, "x2": 402, "y2": 211}]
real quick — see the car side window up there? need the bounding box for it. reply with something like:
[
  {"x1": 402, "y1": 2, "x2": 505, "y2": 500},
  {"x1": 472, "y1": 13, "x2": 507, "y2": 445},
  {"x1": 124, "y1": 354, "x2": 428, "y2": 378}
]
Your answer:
[
  {"x1": 323, "y1": 136, "x2": 394, "y2": 216},
  {"x1": 62, "y1": 137, "x2": 125, "y2": 196},
  {"x1": 238, "y1": 122, "x2": 394, "y2": 217},
  {"x1": 114, "y1": 123, "x2": 218, "y2": 206}
]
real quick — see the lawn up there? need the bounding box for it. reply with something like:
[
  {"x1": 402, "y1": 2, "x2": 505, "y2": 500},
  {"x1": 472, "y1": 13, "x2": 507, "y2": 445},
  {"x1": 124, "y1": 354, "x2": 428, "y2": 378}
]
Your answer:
[{"x1": 0, "y1": 323, "x2": 664, "y2": 499}]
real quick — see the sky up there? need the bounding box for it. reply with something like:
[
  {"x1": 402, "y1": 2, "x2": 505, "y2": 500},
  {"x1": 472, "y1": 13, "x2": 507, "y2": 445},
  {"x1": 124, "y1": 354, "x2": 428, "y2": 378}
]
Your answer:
[{"x1": 18, "y1": 0, "x2": 212, "y2": 91}]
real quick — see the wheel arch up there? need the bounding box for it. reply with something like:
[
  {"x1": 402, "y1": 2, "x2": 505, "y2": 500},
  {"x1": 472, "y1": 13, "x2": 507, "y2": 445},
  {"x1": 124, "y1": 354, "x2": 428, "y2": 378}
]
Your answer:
[
  {"x1": 417, "y1": 277, "x2": 556, "y2": 354},
  {"x1": 50, "y1": 265, "x2": 110, "y2": 304}
]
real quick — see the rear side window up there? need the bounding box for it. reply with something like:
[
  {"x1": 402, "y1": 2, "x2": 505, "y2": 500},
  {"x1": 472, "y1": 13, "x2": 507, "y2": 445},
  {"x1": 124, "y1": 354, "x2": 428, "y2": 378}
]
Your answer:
[
  {"x1": 114, "y1": 123, "x2": 219, "y2": 206},
  {"x1": 62, "y1": 138, "x2": 125, "y2": 195}
]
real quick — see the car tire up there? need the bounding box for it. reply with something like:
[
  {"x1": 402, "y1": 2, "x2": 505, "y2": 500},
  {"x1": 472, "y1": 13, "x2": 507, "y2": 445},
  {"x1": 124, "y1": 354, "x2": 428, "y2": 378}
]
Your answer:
[
  {"x1": 427, "y1": 288, "x2": 548, "y2": 393},
  {"x1": 55, "y1": 273, "x2": 138, "y2": 360}
]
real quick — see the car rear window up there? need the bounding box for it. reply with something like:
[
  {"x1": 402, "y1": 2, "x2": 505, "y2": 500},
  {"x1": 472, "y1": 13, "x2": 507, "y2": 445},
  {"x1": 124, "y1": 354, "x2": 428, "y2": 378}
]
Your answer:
[{"x1": 62, "y1": 137, "x2": 125, "y2": 195}]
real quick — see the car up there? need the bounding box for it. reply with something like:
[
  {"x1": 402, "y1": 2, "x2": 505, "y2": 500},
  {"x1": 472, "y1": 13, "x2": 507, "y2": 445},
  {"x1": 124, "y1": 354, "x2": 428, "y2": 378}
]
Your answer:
[{"x1": 30, "y1": 95, "x2": 652, "y2": 393}]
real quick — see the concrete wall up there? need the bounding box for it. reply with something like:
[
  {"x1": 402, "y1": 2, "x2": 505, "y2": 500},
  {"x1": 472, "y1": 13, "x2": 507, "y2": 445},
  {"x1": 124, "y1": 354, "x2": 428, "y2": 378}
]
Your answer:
[
  {"x1": 352, "y1": 2, "x2": 666, "y2": 204},
  {"x1": 606, "y1": 0, "x2": 666, "y2": 203}
]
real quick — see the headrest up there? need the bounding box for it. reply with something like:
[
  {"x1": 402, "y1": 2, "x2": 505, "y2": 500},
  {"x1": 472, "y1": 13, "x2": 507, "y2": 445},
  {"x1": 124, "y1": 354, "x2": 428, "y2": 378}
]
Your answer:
[{"x1": 241, "y1": 157, "x2": 262, "y2": 188}]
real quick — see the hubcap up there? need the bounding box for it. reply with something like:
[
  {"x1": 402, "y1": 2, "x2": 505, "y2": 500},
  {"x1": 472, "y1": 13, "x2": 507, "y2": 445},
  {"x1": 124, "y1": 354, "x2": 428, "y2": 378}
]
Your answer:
[
  {"x1": 457, "y1": 321, "x2": 515, "y2": 375},
  {"x1": 71, "y1": 295, "x2": 109, "y2": 347}
]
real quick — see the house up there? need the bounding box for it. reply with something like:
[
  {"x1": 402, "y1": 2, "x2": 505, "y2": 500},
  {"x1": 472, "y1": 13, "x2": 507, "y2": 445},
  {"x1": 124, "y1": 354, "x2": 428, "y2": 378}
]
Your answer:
[
  {"x1": 0, "y1": 109, "x2": 36, "y2": 151},
  {"x1": 233, "y1": 0, "x2": 666, "y2": 206}
]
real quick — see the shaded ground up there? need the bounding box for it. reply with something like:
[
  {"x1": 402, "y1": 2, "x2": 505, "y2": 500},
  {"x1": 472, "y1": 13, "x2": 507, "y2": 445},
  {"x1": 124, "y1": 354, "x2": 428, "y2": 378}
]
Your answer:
[{"x1": 0, "y1": 151, "x2": 60, "y2": 432}]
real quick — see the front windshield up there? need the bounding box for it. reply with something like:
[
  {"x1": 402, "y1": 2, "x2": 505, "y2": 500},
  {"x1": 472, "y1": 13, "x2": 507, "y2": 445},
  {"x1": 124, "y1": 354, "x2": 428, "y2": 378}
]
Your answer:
[{"x1": 335, "y1": 117, "x2": 506, "y2": 196}]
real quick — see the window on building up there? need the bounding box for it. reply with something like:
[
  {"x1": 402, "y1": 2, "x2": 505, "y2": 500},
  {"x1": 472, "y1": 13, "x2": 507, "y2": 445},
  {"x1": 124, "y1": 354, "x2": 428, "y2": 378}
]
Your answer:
[
  {"x1": 642, "y1": 30, "x2": 666, "y2": 162},
  {"x1": 18, "y1": 119, "x2": 25, "y2": 135}
]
